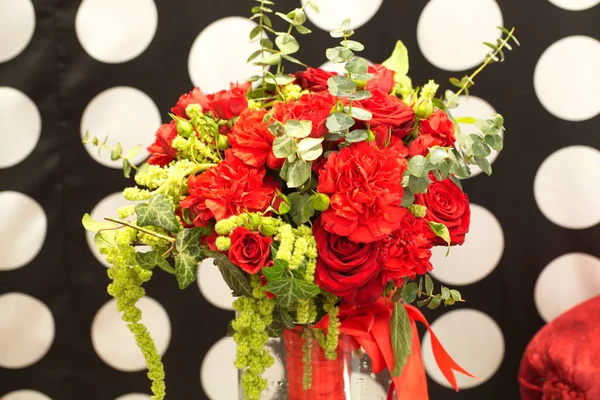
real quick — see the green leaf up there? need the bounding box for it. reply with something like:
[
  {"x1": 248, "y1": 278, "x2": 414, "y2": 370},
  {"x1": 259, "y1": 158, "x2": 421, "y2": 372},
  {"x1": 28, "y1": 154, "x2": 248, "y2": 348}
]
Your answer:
[
  {"x1": 136, "y1": 250, "x2": 176, "y2": 274},
  {"x1": 344, "y1": 40, "x2": 364, "y2": 51},
  {"x1": 382, "y1": 40, "x2": 409, "y2": 76},
  {"x1": 417, "y1": 297, "x2": 431, "y2": 308},
  {"x1": 344, "y1": 106, "x2": 372, "y2": 121},
  {"x1": 286, "y1": 159, "x2": 312, "y2": 188},
  {"x1": 326, "y1": 112, "x2": 355, "y2": 132},
  {"x1": 264, "y1": 74, "x2": 296, "y2": 85},
  {"x1": 287, "y1": 192, "x2": 315, "y2": 225},
  {"x1": 401, "y1": 190, "x2": 414, "y2": 207},
  {"x1": 330, "y1": 28, "x2": 345, "y2": 39},
  {"x1": 135, "y1": 193, "x2": 180, "y2": 233},
  {"x1": 257, "y1": 53, "x2": 282, "y2": 65},
  {"x1": 455, "y1": 116, "x2": 477, "y2": 124},
  {"x1": 249, "y1": 25, "x2": 261, "y2": 40},
  {"x1": 125, "y1": 145, "x2": 142, "y2": 160},
  {"x1": 425, "y1": 274, "x2": 434, "y2": 295},
  {"x1": 94, "y1": 230, "x2": 116, "y2": 250},
  {"x1": 295, "y1": 24, "x2": 311, "y2": 35},
  {"x1": 328, "y1": 75, "x2": 356, "y2": 97},
  {"x1": 401, "y1": 282, "x2": 418, "y2": 304},
  {"x1": 408, "y1": 155, "x2": 430, "y2": 177},
  {"x1": 324, "y1": 131, "x2": 345, "y2": 141},
  {"x1": 260, "y1": 38, "x2": 273, "y2": 49},
  {"x1": 444, "y1": 90, "x2": 459, "y2": 109},
  {"x1": 297, "y1": 138, "x2": 323, "y2": 161},
  {"x1": 429, "y1": 147, "x2": 449, "y2": 166},
  {"x1": 449, "y1": 77, "x2": 462, "y2": 88},
  {"x1": 450, "y1": 289, "x2": 462, "y2": 301},
  {"x1": 122, "y1": 159, "x2": 132, "y2": 178},
  {"x1": 345, "y1": 57, "x2": 369, "y2": 75},
  {"x1": 308, "y1": 1, "x2": 319, "y2": 13},
  {"x1": 408, "y1": 175, "x2": 429, "y2": 194},
  {"x1": 262, "y1": 259, "x2": 289, "y2": 281},
  {"x1": 352, "y1": 73, "x2": 373, "y2": 81},
  {"x1": 175, "y1": 227, "x2": 203, "y2": 258},
  {"x1": 485, "y1": 134, "x2": 504, "y2": 152},
  {"x1": 111, "y1": 142, "x2": 122, "y2": 161},
  {"x1": 282, "y1": 54, "x2": 307, "y2": 67},
  {"x1": 428, "y1": 221, "x2": 451, "y2": 246},
  {"x1": 275, "y1": 34, "x2": 300, "y2": 55},
  {"x1": 82, "y1": 213, "x2": 118, "y2": 232},
  {"x1": 206, "y1": 250, "x2": 253, "y2": 297},
  {"x1": 345, "y1": 129, "x2": 368, "y2": 143},
  {"x1": 174, "y1": 251, "x2": 198, "y2": 289},
  {"x1": 272, "y1": 135, "x2": 297, "y2": 158},
  {"x1": 285, "y1": 120, "x2": 312, "y2": 138},
  {"x1": 340, "y1": 18, "x2": 351, "y2": 30},
  {"x1": 390, "y1": 303, "x2": 413, "y2": 377},
  {"x1": 441, "y1": 286, "x2": 451, "y2": 300},
  {"x1": 349, "y1": 90, "x2": 372, "y2": 101},
  {"x1": 427, "y1": 294, "x2": 443, "y2": 310},
  {"x1": 467, "y1": 134, "x2": 491, "y2": 158},
  {"x1": 265, "y1": 276, "x2": 321, "y2": 308},
  {"x1": 326, "y1": 46, "x2": 354, "y2": 63},
  {"x1": 475, "y1": 156, "x2": 492, "y2": 175},
  {"x1": 275, "y1": 11, "x2": 293, "y2": 24}
]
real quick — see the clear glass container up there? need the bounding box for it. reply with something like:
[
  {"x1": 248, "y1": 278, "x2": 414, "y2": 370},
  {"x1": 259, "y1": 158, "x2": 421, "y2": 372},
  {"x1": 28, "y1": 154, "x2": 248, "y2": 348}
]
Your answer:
[{"x1": 239, "y1": 327, "x2": 391, "y2": 399}]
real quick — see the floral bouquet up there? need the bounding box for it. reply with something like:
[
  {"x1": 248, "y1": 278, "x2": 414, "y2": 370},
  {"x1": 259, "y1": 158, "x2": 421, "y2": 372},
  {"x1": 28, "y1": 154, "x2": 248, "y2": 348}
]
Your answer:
[{"x1": 82, "y1": 1, "x2": 518, "y2": 399}]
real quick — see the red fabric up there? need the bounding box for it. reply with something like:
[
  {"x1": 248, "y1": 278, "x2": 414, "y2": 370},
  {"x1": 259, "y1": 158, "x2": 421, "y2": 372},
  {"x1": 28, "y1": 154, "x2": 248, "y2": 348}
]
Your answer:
[{"x1": 518, "y1": 296, "x2": 600, "y2": 400}]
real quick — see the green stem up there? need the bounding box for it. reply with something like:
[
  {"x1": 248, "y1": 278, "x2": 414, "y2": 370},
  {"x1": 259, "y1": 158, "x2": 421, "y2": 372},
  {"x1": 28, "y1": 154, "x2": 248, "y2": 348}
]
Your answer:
[
  {"x1": 418, "y1": 290, "x2": 465, "y2": 302},
  {"x1": 83, "y1": 140, "x2": 139, "y2": 171},
  {"x1": 104, "y1": 217, "x2": 176, "y2": 243}
]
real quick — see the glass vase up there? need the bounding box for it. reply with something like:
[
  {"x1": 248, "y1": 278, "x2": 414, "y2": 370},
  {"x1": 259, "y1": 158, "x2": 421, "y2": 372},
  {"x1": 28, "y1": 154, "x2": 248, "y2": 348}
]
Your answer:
[{"x1": 238, "y1": 327, "x2": 391, "y2": 399}]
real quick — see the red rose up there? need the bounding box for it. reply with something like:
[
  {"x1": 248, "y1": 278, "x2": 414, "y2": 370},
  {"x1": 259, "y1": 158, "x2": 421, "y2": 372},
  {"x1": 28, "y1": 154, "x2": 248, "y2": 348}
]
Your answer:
[
  {"x1": 414, "y1": 176, "x2": 470, "y2": 245},
  {"x1": 370, "y1": 126, "x2": 412, "y2": 151},
  {"x1": 272, "y1": 92, "x2": 337, "y2": 138},
  {"x1": 365, "y1": 64, "x2": 395, "y2": 94},
  {"x1": 171, "y1": 82, "x2": 251, "y2": 120},
  {"x1": 314, "y1": 220, "x2": 385, "y2": 306},
  {"x1": 382, "y1": 209, "x2": 434, "y2": 284},
  {"x1": 229, "y1": 108, "x2": 284, "y2": 169},
  {"x1": 410, "y1": 110, "x2": 456, "y2": 157},
  {"x1": 180, "y1": 152, "x2": 280, "y2": 227},
  {"x1": 294, "y1": 67, "x2": 338, "y2": 92},
  {"x1": 147, "y1": 121, "x2": 178, "y2": 167},
  {"x1": 228, "y1": 226, "x2": 273, "y2": 274},
  {"x1": 354, "y1": 90, "x2": 414, "y2": 138},
  {"x1": 317, "y1": 142, "x2": 407, "y2": 243}
]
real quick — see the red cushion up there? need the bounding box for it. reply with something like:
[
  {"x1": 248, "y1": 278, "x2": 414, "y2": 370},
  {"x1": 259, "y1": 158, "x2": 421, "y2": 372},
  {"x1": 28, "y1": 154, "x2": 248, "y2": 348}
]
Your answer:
[{"x1": 518, "y1": 296, "x2": 600, "y2": 400}]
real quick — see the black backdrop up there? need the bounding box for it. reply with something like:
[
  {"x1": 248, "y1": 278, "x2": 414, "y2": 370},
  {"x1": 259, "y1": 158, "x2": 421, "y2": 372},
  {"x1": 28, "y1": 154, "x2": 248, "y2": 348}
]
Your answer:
[{"x1": 1, "y1": 0, "x2": 599, "y2": 399}]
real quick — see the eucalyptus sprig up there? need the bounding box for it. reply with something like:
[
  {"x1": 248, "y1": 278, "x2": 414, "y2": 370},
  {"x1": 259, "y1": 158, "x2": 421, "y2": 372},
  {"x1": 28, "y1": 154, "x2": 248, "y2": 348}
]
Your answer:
[
  {"x1": 398, "y1": 274, "x2": 465, "y2": 309},
  {"x1": 82, "y1": 131, "x2": 141, "y2": 177},
  {"x1": 450, "y1": 26, "x2": 520, "y2": 96}
]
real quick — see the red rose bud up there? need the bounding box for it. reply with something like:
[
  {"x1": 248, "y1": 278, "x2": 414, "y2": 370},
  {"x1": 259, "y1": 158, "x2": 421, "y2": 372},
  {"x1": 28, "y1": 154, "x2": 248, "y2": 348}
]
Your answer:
[
  {"x1": 312, "y1": 193, "x2": 330, "y2": 211},
  {"x1": 275, "y1": 193, "x2": 291, "y2": 215},
  {"x1": 228, "y1": 226, "x2": 273, "y2": 274}
]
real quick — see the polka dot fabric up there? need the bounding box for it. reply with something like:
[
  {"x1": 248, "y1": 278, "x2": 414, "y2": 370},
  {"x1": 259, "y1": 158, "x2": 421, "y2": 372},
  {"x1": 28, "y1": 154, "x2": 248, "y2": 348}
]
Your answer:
[{"x1": 0, "y1": 0, "x2": 598, "y2": 399}]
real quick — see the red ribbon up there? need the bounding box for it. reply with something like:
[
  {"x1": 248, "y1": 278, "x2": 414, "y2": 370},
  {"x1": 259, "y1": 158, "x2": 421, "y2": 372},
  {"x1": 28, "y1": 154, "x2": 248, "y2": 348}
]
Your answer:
[{"x1": 315, "y1": 299, "x2": 477, "y2": 400}]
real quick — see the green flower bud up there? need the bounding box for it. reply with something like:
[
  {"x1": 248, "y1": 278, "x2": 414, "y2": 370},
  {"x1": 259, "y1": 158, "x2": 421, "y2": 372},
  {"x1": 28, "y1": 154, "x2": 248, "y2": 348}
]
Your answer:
[
  {"x1": 366, "y1": 128, "x2": 376, "y2": 142},
  {"x1": 176, "y1": 118, "x2": 194, "y2": 138},
  {"x1": 215, "y1": 236, "x2": 232, "y2": 251},
  {"x1": 274, "y1": 193, "x2": 291, "y2": 215},
  {"x1": 244, "y1": 213, "x2": 262, "y2": 230},
  {"x1": 408, "y1": 203, "x2": 427, "y2": 218},
  {"x1": 312, "y1": 193, "x2": 330, "y2": 211},
  {"x1": 413, "y1": 80, "x2": 439, "y2": 119},
  {"x1": 258, "y1": 219, "x2": 278, "y2": 237},
  {"x1": 217, "y1": 134, "x2": 230, "y2": 150}
]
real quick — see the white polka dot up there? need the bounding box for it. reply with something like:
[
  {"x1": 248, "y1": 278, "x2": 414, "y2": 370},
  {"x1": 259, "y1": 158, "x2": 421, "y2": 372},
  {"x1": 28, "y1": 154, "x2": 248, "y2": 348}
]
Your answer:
[
  {"x1": 0, "y1": 293, "x2": 54, "y2": 369},
  {"x1": 92, "y1": 297, "x2": 171, "y2": 372},
  {"x1": 0, "y1": 191, "x2": 46, "y2": 271},
  {"x1": 535, "y1": 253, "x2": 600, "y2": 322},
  {"x1": 534, "y1": 36, "x2": 600, "y2": 121},
  {"x1": 75, "y1": 0, "x2": 157, "y2": 63},
  {"x1": 0, "y1": 0, "x2": 35, "y2": 63},
  {"x1": 189, "y1": 17, "x2": 264, "y2": 93},
  {"x1": 0, "y1": 87, "x2": 41, "y2": 168},
  {"x1": 351, "y1": 372, "x2": 387, "y2": 398},
  {"x1": 422, "y1": 309, "x2": 504, "y2": 389},
  {"x1": 430, "y1": 204, "x2": 504, "y2": 285},
  {"x1": 81, "y1": 87, "x2": 161, "y2": 168},
  {"x1": 534, "y1": 146, "x2": 600, "y2": 229},
  {"x1": 3, "y1": 390, "x2": 51, "y2": 400},
  {"x1": 201, "y1": 337, "x2": 284, "y2": 399},
  {"x1": 197, "y1": 258, "x2": 235, "y2": 310},
  {"x1": 417, "y1": 0, "x2": 503, "y2": 71},
  {"x1": 451, "y1": 96, "x2": 501, "y2": 178},
  {"x1": 548, "y1": 0, "x2": 600, "y2": 11},
  {"x1": 302, "y1": 0, "x2": 383, "y2": 31},
  {"x1": 86, "y1": 192, "x2": 136, "y2": 267},
  {"x1": 114, "y1": 394, "x2": 150, "y2": 400}
]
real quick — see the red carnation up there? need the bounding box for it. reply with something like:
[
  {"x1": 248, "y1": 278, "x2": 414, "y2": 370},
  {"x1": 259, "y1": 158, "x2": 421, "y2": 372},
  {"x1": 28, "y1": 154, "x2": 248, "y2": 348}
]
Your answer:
[
  {"x1": 382, "y1": 209, "x2": 434, "y2": 284},
  {"x1": 294, "y1": 68, "x2": 338, "y2": 92},
  {"x1": 272, "y1": 92, "x2": 337, "y2": 138},
  {"x1": 410, "y1": 110, "x2": 456, "y2": 157},
  {"x1": 229, "y1": 108, "x2": 284, "y2": 169},
  {"x1": 171, "y1": 82, "x2": 251, "y2": 120},
  {"x1": 414, "y1": 176, "x2": 470, "y2": 246},
  {"x1": 313, "y1": 220, "x2": 385, "y2": 306},
  {"x1": 317, "y1": 142, "x2": 407, "y2": 243},
  {"x1": 365, "y1": 64, "x2": 395, "y2": 94},
  {"x1": 147, "y1": 121, "x2": 178, "y2": 167},
  {"x1": 180, "y1": 152, "x2": 280, "y2": 227},
  {"x1": 228, "y1": 227, "x2": 273, "y2": 274}
]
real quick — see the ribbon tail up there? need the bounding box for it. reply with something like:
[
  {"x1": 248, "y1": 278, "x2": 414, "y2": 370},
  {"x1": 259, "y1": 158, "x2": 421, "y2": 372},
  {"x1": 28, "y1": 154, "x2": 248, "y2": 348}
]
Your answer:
[{"x1": 405, "y1": 305, "x2": 478, "y2": 392}]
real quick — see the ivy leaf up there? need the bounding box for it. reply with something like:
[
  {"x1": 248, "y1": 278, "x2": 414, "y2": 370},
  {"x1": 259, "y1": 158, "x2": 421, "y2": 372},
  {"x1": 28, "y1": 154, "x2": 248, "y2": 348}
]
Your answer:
[
  {"x1": 275, "y1": 34, "x2": 300, "y2": 55},
  {"x1": 206, "y1": 250, "x2": 253, "y2": 297},
  {"x1": 285, "y1": 120, "x2": 312, "y2": 138},
  {"x1": 265, "y1": 276, "x2": 321, "y2": 308},
  {"x1": 344, "y1": 106, "x2": 372, "y2": 121},
  {"x1": 425, "y1": 274, "x2": 434, "y2": 295},
  {"x1": 345, "y1": 129, "x2": 368, "y2": 143},
  {"x1": 286, "y1": 159, "x2": 312, "y2": 188},
  {"x1": 428, "y1": 221, "x2": 451, "y2": 246},
  {"x1": 272, "y1": 135, "x2": 297, "y2": 158},
  {"x1": 401, "y1": 282, "x2": 418, "y2": 304},
  {"x1": 326, "y1": 112, "x2": 355, "y2": 132},
  {"x1": 136, "y1": 250, "x2": 176, "y2": 274},
  {"x1": 382, "y1": 40, "x2": 409, "y2": 76},
  {"x1": 135, "y1": 193, "x2": 179, "y2": 233},
  {"x1": 82, "y1": 213, "x2": 118, "y2": 232},
  {"x1": 268, "y1": 306, "x2": 295, "y2": 337},
  {"x1": 174, "y1": 252, "x2": 198, "y2": 289},
  {"x1": 390, "y1": 303, "x2": 413, "y2": 377},
  {"x1": 175, "y1": 228, "x2": 203, "y2": 258},
  {"x1": 262, "y1": 259, "x2": 289, "y2": 281}
]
